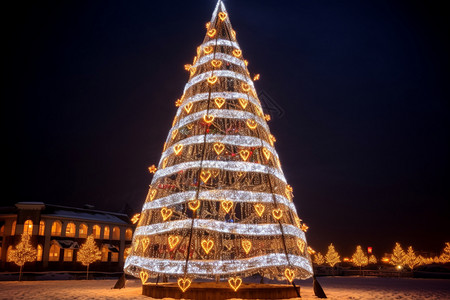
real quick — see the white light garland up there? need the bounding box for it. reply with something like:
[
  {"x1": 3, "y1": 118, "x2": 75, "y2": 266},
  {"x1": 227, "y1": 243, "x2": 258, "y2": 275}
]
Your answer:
[
  {"x1": 202, "y1": 39, "x2": 240, "y2": 50},
  {"x1": 184, "y1": 70, "x2": 254, "y2": 94},
  {"x1": 194, "y1": 53, "x2": 246, "y2": 69}
]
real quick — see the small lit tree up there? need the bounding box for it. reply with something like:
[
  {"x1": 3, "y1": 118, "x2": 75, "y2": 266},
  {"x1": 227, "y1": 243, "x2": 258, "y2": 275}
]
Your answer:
[
  {"x1": 77, "y1": 234, "x2": 101, "y2": 279},
  {"x1": 313, "y1": 252, "x2": 325, "y2": 265},
  {"x1": 439, "y1": 242, "x2": 450, "y2": 263},
  {"x1": 390, "y1": 242, "x2": 406, "y2": 268},
  {"x1": 368, "y1": 254, "x2": 377, "y2": 265},
  {"x1": 404, "y1": 246, "x2": 421, "y2": 271},
  {"x1": 352, "y1": 245, "x2": 368, "y2": 274},
  {"x1": 7, "y1": 233, "x2": 37, "y2": 281},
  {"x1": 325, "y1": 243, "x2": 341, "y2": 268}
]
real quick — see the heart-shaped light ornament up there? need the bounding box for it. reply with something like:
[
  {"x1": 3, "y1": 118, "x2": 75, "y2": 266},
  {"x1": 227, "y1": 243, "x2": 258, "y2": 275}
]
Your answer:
[
  {"x1": 207, "y1": 75, "x2": 218, "y2": 85},
  {"x1": 214, "y1": 97, "x2": 225, "y2": 108},
  {"x1": 231, "y1": 30, "x2": 236, "y2": 39},
  {"x1": 200, "y1": 170, "x2": 212, "y2": 183},
  {"x1": 238, "y1": 98, "x2": 248, "y2": 109},
  {"x1": 162, "y1": 157, "x2": 169, "y2": 169},
  {"x1": 203, "y1": 46, "x2": 213, "y2": 54},
  {"x1": 141, "y1": 237, "x2": 150, "y2": 251},
  {"x1": 246, "y1": 119, "x2": 257, "y2": 130},
  {"x1": 239, "y1": 149, "x2": 250, "y2": 161},
  {"x1": 203, "y1": 114, "x2": 215, "y2": 124},
  {"x1": 228, "y1": 277, "x2": 242, "y2": 292},
  {"x1": 168, "y1": 235, "x2": 180, "y2": 250},
  {"x1": 177, "y1": 278, "x2": 191, "y2": 292},
  {"x1": 213, "y1": 142, "x2": 225, "y2": 155},
  {"x1": 237, "y1": 171, "x2": 244, "y2": 178},
  {"x1": 272, "y1": 208, "x2": 283, "y2": 220},
  {"x1": 284, "y1": 268, "x2": 295, "y2": 283},
  {"x1": 232, "y1": 49, "x2": 242, "y2": 58},
  {"x1": 207, "y1": 29, "x2": 217, "y2": 38},
  {"x1": 187, "y1": 123, "x2": 194, "y2": 130},
  {"x1": 211, "y1": 59, "x2": 222, "y2": 68},
  {"x1": 173, "y1": 144, "x2": 183, "y2": 155},
  {"x1": 221, "y1": 200, "x2": 233, "y2": 213},
  {"x1": 254, "y1": 203, "x2": 265, "y2": 217},
  {"x1": 188, "y1": 199, "x2": 200, "y2": 211},
  {"x1": 134, "y1": 239, "x2": 140, "y2": 251},
  {"x1": 139, "y1": 271, "x2": 149, "y2": 284},
  {"x1": 161, "y1": 207, "x2": 173, "y2": 221},
  {"x1": 171, "y1": 129, "x2": 178, "y2": 140},
  {"x1": 262, "y1": 147, "x2": 271, "y2": 160},
  {"x1": 297, "y1": 239, "x2": 306, "y2": 254},
  {"x1": 218, "y1": 12, "x2": 228, "y2": 21},
  {"x1": 241, "y1": 239, "x2": 252, "y2": 254},
  {"x1": 212, "y1": 169, "x2": 220, "y2": 177},
  {"x1": 241, "y1": 82, "x2": 251, "y2": 92},
  {"x1": 201, "y1": 238, "x2": 214, "y2": 254},
  {"x1": 149, "y1": 189, "x2": 157, "y2": 201},
  {"x1": 189, "y1": 66, "x2": 196, "y2": 77},
  {"x1": 184, "y1": 102, "x2": 193, "y2": 113}
]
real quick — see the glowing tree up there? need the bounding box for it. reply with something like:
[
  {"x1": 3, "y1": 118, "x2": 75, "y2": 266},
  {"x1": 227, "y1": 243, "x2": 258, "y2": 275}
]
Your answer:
[
  {"x1": 325, "y1": 243, "x2": 341, "y2": 268},
  {"x1": 368, "y1": 254, "x2": 377, "y2": 265},
  {"x1": 404, "y1": 246, "x2": 422, "y2": 270},
  {"x1": 7, "y1": 233, "x2": 37, "y2": 281},
  {"x1": 390, "y1": 242, "x2": 406, "y2": 268},
  {"x1": 77, "y1": 234, "x2": 101, "y2": 279},
  {"x1": 313, "y1": 253, "x2": 325, "y2": 266},
  {"x1": 351, "y1": 245, "x2": 368, "y2": 274},
  {"x1": 439, "y1": 242, "x2": 450, "y2": 263},
  {"x1": 124, "y1": 0, "x2": 313, "y2": 292}
]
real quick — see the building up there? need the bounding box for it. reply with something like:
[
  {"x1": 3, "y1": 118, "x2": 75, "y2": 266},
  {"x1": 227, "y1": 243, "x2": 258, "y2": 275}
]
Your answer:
[{"x1": 0, "y1": 202, "x2": 136, "y2": 273}]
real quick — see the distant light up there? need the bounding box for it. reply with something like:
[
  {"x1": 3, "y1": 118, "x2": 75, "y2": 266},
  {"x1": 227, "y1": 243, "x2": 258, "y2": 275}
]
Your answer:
[{"x1": 367, "y1": 247, "x2": 372, "y2": 254}]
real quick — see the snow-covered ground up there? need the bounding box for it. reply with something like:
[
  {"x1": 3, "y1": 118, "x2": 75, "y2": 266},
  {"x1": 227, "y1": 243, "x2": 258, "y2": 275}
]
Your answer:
[{"x1": 0, "y1": 277, "x2": 449, "y2": 299}]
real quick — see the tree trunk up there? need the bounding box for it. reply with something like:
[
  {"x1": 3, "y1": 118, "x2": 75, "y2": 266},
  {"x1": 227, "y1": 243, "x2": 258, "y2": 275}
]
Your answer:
[
  {"x1": 19, "y1": 265, "x2": 23, "y2": 281},
  {"x1": 87, "y1": 264, "x2": 90, "y2": 280}
]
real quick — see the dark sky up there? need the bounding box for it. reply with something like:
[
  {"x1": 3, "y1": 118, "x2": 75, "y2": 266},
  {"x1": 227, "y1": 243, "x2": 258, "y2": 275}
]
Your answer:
[{"x1": 2, "y1": 0, "x2": 449, "y2": 257}]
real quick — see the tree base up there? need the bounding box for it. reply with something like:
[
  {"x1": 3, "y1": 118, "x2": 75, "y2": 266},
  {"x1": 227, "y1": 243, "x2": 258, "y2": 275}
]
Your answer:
[{"x1": 142, "y1": 282, "x2": 301, "y2": 299}]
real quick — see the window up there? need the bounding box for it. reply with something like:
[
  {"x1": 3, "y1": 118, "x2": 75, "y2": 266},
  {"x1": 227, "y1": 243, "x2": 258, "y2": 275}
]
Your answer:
[
  {"x1": 37, "y1": 245, "x2": 43, "y2": 261},
  {"x1": 92, "y1": 225, "x2": 101, "y2": 239},
  {"x1": 11, "y1": 220, "x2": 16, "y2": 236},
  {"x1": 125, "y1": 228, "x2": 133, "y2": 240},
  {"x1": 63, "y1": 249, "x2": 73, "y2": 262},
  {"x1": 23, "y1": 220, "x2": 33, "y2": 235},
  {"x1": 49, "y1": 244, "x2": 60, "y2": 261},
  {"x1": 51, "y1": 221, "x2": 62, "y2": 236},
  {"x1": 103, "y1": 226, "x2": 110, "y2": 239},
  {"x1": 112, "y1": 227, "x2": 120, "y2": 240},
  {"x1": 65, "y1": 223, "x2": 76, "y2": 237},
  {"x1": 101, "y1": 245, "x2": 109, "y2": 262},
  {"x1": 79, "y1": 224, "x2": 88, "y2": 238},
  {"x1": 111, "y1": 252, "x2": 119, "y2": 262},
  {"x1": 39, "y1": 221, "x2": 45, "y2": 236}
]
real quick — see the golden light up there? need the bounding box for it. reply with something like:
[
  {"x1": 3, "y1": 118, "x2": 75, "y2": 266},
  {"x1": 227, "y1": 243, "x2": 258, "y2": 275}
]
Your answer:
[
  {"x1": 231, "y1": 29, "x2": 236, "y2": 39},
  {"x1": 246, "y1": 119, "x2": 257, "y2": 130},
  {"x1": 200, "y1": 170, "x2": 212, "y2": 183},
  {"x1": 211, "y1": 59, "x2": 223, "y2": 68},
  {"x1": 141, "y1": 237, "x2": 150, "y2": 251},
  {"x1": 262, "y1": 147, "x2": 271, "y2": 160},
  {"x1": 254, "y1": 204, "x2": 265, "y2": 217},
  {"x1": 207, "y1": 29, "x2": 217, "y2": 38},
  {"x1": 201, "y1": 239, "x2": 214, "y2": 254},
  {"x1": 264, "y1": 114, "x2": 271, "y2": 121},
  {"x1": 297, "y1": 239, "x2": 305, "y2": 254},
  {"x1": 221, "y1": 200, "x2": 233, "y2": 213},
  {"x1": 173, "y1": 144, "x2": 183, "y2": 155},
  {"x1": 168, "y1": 235, "x2": 180, "y2": 250},
  {"x1": 131, "y1": 213, "x2": 141, "y2": 224},
  {"x1": 213, "y1": 142, "x2": 225, "y2": 155},
  {"x1": 203, "y1": 114, "x2": 215, "y2": 124},
  {"x1": 214, "y1": 97, "x2": 225, "y2": 108},
  {"x1": 284, "y1": 268, "x2": 295, "y2": 283},
  {"x1": 149, "y1": 189, "x2": 157, "y2": 201},
  {"x1": 396, "y1": 265, "x2": 402, "y2": 270},
  {"x1": 171, "y1": 129, "x2": 178, "y2": 140},
  {"x1": 301, "y1": 224, "x2": 309, "y2": 232},
  {"x1": 218, "y1": 12, "x2": 228, "y2": 21},
  {"x1": 140, "y1": 271, "x2": 149, "y2": 284},
  {"x1": 239, "y1": 149, "x2": 250, "y2": 161},
  {"x1": 184, "y1": 102, "x2": 193, "y2": 113},
  {"x1": 241, "y1": 82, "x2": 250, "y2": 92},
  {"x1": 286, "y1": 185, "x2": 293, "y2": 192},
  {"x1": 381, "y1": 257, "x2": 390, "y2": 263},
  {"x1": 162, "y1": 157, "x2": 169, "y2": 169},
  {"x1": 177, "y1": 277, "x2": 191, "y2": 292},
  {"x1": 207, "y1": 75, "x2": 218, "y2": 85},
  {"x1": 160, "y1": 207, "x2": 173, "y2": 221},
  {"x1": 192, "y1": 56, "x2": 197, "y2": 64},
  {"x1": 188, "y1": 199, "x2": 201, "y2": 211},
  {"x1": 205, "y1": 22, "x2": 210, "y2": 29},
  {"x1": 242, "y1": 240, "x2": 252, "y2": 254},
  {"x1": 269, "y1": 134, "x2": 276, "y2": 146},
  {"x1": 148, "y1": 165, "x2": 157, "y2": 173},
  {"x1": 307, "y1": 246, "x2": 316, "y2": 255},
  {"x1": 228, "y1": 277, "x2": 242, "y2": 292},
  {"x1": 253, "y1": 74, "x2": 260, "y2": 81},
  {"x1": 184, "y1": 64, "x2": 192, "y2": 71},
  {"x1": 244, "y1": 59, "x2": 248, "y2": 66},
  {"x1": 187, "y1": 123, "x2": 194, "y2": 130},
  {"x1": 272, "y1": 208, "x2": 283, "y2": 220},
  {"x1": 343, "y1": 257, "x2": 350, "y2": 262},
  {"x1": 189, "y1": 66, "x2": 196, "y2": 76},
  {"x1": 232, "y1": 49, "x2": 242, "y2": 57},
  {"x1": 238, "y1": 98, "x2": 248, "y2": 109},
  {"x1": 203, "y1": 46, "x2": 213, "y2": 54}
]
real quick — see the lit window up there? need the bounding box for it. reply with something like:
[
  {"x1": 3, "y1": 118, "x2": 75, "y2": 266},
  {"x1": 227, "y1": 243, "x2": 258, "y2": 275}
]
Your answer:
[
  {"x1": 39, "y1": 221, "x2": 45, "y2": 236},
  {"x1": 125, "y1": 228, "x2": 133, "y2": 240},
  {"x1": 51, "y1": 221, "x2": 62, "y2": 236},
  {"x1": 112, "y1": 227, "x2": 120, "y2": 240},
  {"x1": 79, "y1": 224, "x2": 88, "y2": 238},
  {"x1": 111, "y1": 252, "x2": 119, "y2": 262},
  {"x1": 101, "y1": 245, "x2": 109, "y2": 262},
  {"x1": 63, "y1": 249, "x2": 73, "y2": 262},
  {"x1": 37, "y1": 245, "x2": 43, "y2": 261},
  {"x1": 49, "y1": 244, "x2": 60, "y2": 261},
  {"x1": 11, "y1": 221, "x2": 16, "y2": 236},
  {"x1": 23, "y1": 220, "x2": 33, "y2": 235},
  {"x1": 92, "y1": 225, "x2": 101, "y2": 239},
  {"x1": 103, "y1": 226, "x2": 110, "y2": 239},
  {"x1": 65, "y1": 223, "x2": 76, "y2": 237}
]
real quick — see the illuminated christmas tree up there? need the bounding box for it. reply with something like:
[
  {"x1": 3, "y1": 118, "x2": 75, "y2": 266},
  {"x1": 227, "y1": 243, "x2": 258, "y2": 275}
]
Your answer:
[
  {"x1": 390, "y1": 242, "x2": 406, "y2": 268},
  {"x1": 77, "y1": 234, "x2": 101, "y2": 279},
  {"x1": 124, "y1": 0, "x2": 313, "y2": 292},
  {"x1": 325, "y1": 243, "x2": 341, "y2": 268},
  {"x1": 351, "y1": 245, "x2": 368, "y2": 273},
  {"x1": 7, "y1": 233, "x2": 37, "y2": 281},
  {"x1": 439, "y1": 242, "x2": 450, "y2": 263},
  {"x1": 313, "y1": 253, "x2": 325, "y2": 266},
  {"x1": 404, "y1": 246, "x2": 421, "y2": 270}
]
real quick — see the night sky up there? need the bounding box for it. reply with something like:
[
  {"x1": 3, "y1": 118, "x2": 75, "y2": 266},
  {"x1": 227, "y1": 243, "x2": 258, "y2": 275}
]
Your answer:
[{"x1": 3, "y1": 0, "x2": 449, "y2": 257}]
